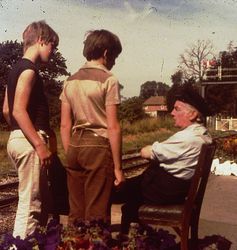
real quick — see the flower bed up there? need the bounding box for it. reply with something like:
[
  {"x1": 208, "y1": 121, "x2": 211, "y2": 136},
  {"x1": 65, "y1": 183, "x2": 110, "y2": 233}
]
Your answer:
[
  {"x1": 211, "y1": 134, "x2": 237, "y2": 176},
  {"x1": 214, "y1": 133, "x2": 237, "y2": 161},
  {"x1": 0, "y1": 219, "x2": 232, "y2": 249},
  {"x1": 0, "y1": 219, "x2": 177, "y2": 249}
]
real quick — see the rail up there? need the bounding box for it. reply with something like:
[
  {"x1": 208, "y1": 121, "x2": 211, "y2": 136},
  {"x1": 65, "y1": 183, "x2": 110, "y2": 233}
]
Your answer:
[
  {"x1": 0, "y1": 181, "x2": 18, "y2": 209},
  {"x1": 0, "y1": 153, "x2": 150, "y2": 209}
]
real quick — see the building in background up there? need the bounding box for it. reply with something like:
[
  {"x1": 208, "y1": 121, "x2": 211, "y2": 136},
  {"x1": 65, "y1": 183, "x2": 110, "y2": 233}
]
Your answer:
[{"x1": 143, "y1": 96, "x2": 168, "y2": 117}]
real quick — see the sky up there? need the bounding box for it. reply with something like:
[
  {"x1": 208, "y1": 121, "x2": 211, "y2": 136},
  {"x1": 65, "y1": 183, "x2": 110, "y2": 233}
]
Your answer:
[{"x1": 1, "y1": 0, "x2": 237, "y2": 97}]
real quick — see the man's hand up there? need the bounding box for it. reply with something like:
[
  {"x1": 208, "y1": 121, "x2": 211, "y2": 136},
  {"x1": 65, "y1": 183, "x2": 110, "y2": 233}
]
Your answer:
[{"x1": 140, "y1": 145, "x2": 152, "y2": 159}]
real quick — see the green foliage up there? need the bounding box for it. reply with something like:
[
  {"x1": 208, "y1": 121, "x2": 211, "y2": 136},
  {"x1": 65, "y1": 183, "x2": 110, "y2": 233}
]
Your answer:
[
  {"x1": 0, "y1": 40, "x2": 70, "y2": 129},
  {"x1": 1, "y1": 120, "x2": 235, "y2": 175},
  {"x1": 0, "y1": 131, "x2": 13, "y2": 175},
  {"x1": 220, "y1": 46, "x2": 237, "y2": 68},
  {"x1": 206, "y1": 84, "x2": 237, "y2": 116},
  {"x1": 119, "y1": 96, "x2": 147, "y2": 123},
  {"x1": 0, "y1": 40, "x2": 23, "y2": 88},
  {"x1": 45, "y1": 80, "x2": 64, "y2": 128},
  {"x1": 0, "y1": 41, "x2": 23, "y2": 129},
  {"x1": 122, "y1": 116, "x2": 177, "y2": 153},
  {"x1": 204, "y1": 44, "x2": 237, "y2": 116},
  {"x1": 122, "y1": 116, "x2": 177, "y2": 154},
  {"x1": 38, "y1": 50, "x2": 70, "y2": 82},
  {"x1": 122, "y1": 130, "x2": 175, "y2": 154},
  {"x1": 139, "y1": 81, "x2": 170, "y2": 100},
  {"x1": 122, "y1": 116, "x2": 174, "y2": 135},
  {"x1": 171, "y1": 70, "x2": 183, "y2": 85}
]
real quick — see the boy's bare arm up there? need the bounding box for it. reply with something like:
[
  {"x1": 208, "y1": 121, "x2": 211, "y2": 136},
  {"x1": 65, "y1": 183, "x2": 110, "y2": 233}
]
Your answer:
[
  {"x1": 106, "y1": 104, "x2": 125, "y2": 186},
  {"x1": 60, "y1": 101, "x2": 72, "y2": 153},
  {"x1": 2, "y1": 88, "x2": 11, "y2": 125},
  {"x1": 13, "y1": 69, "x2": 51, "y2": 167}
]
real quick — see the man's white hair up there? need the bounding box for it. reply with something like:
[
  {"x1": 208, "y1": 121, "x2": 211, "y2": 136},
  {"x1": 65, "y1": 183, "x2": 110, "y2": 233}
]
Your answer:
[{"x1": 184, "y1": 103, "x2": 204, "y2": 123}]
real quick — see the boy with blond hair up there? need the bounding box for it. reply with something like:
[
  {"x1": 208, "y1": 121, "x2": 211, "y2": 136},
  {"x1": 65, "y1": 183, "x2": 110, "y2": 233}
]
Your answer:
[{"x1": 3, "y1": 20, "x2": 59, "y2": 239}]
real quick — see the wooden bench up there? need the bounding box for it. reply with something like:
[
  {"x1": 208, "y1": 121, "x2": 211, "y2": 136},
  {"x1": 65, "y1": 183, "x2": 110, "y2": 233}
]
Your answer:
[{"x1": 138, "y1": 142, "x2": 216, "y2": 250}]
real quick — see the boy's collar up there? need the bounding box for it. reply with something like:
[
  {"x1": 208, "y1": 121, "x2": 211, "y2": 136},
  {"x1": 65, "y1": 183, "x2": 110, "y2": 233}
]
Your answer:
[{"x1": 82, "y1": 61, "x2": 110, "y2": 73}]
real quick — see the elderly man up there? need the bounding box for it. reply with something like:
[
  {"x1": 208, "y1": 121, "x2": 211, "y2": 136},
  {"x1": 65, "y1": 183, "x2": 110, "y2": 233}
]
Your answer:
[{"x1": 114, "y1": 85, "x2": 212, "y2": 235}]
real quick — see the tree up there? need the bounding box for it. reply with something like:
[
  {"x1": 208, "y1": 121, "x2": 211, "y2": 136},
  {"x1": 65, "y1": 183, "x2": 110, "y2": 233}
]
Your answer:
[
  {"x1": 168, "y1": 72, "x2": 197, "y2": 112},
  {"x1": 205, "y1": 44, "x2": 237, "y2": 116},
  {"x1": 119, "y1": 96, "x2": 147, "y2": 123},
  {"x1": 0, "y1": 40, "x2": 70, "y2": 129},
  {"x1": 0, "y1": 40, "x2": 23, "y2": 88},
  {"x1": 206, "y1": 84, "x2": 237, "y2": 116},
  {"x1": 219, "y1": 42, "x2": 237, "y2": 69},
  {"x1": 179, "y1": 40, "x2": 215, "y2": 81},
  {"x1": 170, "y1": 70, "x2": 184, "y2": 86},
  {"x1": 226, "y1": 40, "x2": 235, "y2": 54},
  {"x1": 139, "y1": 81, "x2": 170, "y2": 100}
]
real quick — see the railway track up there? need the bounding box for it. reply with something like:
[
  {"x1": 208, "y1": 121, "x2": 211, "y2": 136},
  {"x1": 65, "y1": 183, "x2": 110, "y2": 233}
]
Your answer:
[
  {"x1": 0, "y1": 180, "x2": 18, "y2": 209},
  {"x1": 0, "y1": 153, "x2": 149, "y2": 209},
  {"x1": 122, "y1": 152, "x2": 149, "y2": 177}
]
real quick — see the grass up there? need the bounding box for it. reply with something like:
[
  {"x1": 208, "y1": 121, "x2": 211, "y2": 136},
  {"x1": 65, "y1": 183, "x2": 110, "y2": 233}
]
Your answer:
[
  {"x1": 0, "y1": 116, "x2": 235, "y2": 175},
  {"x1": 122, "y1": 129, "x2": 175, "y2": 153},
  {"x1": 121, "y1": 116, "x2": 177, "y2": 153},
  {"x1": 0, "y1": 117, "x2": 176, "y2": 175},
  {"x1": 121, "y1": 115, "x2": 175, "y2": 135},
  {"x1": 0, "y1": 131, "x2": 13, "y2": 175}
]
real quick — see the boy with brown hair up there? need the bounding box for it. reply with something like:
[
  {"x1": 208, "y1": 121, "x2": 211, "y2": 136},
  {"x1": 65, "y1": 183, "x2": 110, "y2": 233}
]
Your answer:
[
  {"x1": 60, "y1": 29, "x2": 125, "y2": 224},
  {"x1": 3, "y1": 20, "x2": 59, "y2": 239}
]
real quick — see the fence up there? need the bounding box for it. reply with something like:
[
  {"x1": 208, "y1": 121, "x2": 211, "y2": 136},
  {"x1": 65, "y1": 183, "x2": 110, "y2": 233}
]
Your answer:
[{"x1": 214, "y1": 117, "x2": 237, "y2": 131}]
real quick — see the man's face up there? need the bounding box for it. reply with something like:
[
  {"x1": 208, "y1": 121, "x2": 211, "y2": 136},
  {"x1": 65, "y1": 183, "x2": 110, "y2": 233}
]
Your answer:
[{"x1": 171, "y1": 100, "x2": 193, "y2": 128}]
